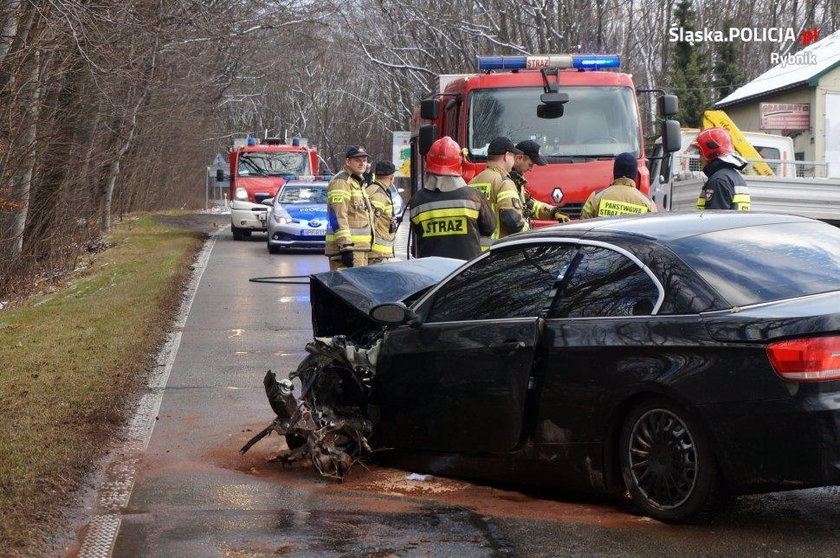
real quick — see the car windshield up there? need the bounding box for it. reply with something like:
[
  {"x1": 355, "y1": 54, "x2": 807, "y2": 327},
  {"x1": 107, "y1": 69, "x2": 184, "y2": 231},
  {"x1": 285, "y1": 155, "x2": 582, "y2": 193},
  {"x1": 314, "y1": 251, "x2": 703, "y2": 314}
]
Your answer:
[
  {"x1": 469, "y1": 86, "x2": 640, "y2": 159},
  {"x1": 278, "y1": 185, "x2": 327, "y2": 204},
  {"x1": 669, "y1": 222, "x2": 840, "y2": 307},
  {"x1": 238, "y1": 151, "x2": 310, "y2": 176}
]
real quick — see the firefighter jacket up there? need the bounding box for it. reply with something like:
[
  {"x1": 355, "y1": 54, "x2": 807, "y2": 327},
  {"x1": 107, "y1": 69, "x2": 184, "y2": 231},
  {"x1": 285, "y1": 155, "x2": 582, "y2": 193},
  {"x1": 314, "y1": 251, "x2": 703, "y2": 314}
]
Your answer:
[
  {"x1": 365, "y1": 180, "x2": 397, "y2": 258},
  {"x1": 409, "y1": 174, "x2": 495, "y2": 260},
  {"x1": 325, "y1": 166, "x2": 374, "y2": 256},
  {"x1": 510, "y1": 170, "x2": 559, "y2": 222},
  {"x1": 697, "y1": 159, "x2": 751, "y2": 211},
  {"x1": 468, "y1": 165, "x2": 524, "y2": 250},
  {"x1": 580, "y1": 177, "x2": 657, "y2": 219}
]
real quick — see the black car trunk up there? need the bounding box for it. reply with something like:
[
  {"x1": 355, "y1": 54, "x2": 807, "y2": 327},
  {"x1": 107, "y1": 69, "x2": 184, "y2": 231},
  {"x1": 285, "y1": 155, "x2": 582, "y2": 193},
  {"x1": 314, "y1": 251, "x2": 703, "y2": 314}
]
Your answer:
[{"x1": 701, "y1": 291, "x2": 840, "y2": 343}]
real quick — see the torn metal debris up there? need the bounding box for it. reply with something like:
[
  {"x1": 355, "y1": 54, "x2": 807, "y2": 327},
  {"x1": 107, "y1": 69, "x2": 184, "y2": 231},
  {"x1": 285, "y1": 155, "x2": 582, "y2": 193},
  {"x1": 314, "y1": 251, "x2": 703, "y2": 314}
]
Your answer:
[{"x1": 240, "y1": 336, "x2": 380, "y2": 479}]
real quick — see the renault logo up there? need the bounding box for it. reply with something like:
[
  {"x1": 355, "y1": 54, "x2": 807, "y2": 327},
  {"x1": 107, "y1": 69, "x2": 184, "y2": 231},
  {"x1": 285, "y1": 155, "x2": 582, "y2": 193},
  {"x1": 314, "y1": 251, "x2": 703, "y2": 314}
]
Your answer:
[{"x1": 552, "y1": 188, "x2": 564, "y2": 203}]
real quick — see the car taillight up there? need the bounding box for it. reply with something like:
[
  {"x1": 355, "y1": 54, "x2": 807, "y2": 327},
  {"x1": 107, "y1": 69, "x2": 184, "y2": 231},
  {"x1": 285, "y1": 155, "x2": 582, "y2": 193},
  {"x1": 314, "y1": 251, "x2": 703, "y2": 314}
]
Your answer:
[{"x1": 767, "y1": 336, "x2": 840, "y2": 382}]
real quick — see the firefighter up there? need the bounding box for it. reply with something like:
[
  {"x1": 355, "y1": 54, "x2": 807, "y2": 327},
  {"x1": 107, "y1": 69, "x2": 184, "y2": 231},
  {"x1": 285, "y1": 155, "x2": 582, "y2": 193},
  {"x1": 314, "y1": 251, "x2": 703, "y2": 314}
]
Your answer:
[
  {"x1": 693, "y1": 127, "x2": 751, "y2": 211},
  {"x1": 511, "y1": 140, "x2": 570, "y2": 224},
  {"x1": 468, "y1": 137, "x2": 524, "y2": 250},
  {"x1": 580, "y1": 152, "x2": 657, "y2": 219},
  {"x1": 366, "y1": 161, "x2": 398, "y2": 264},
  {"x1": 325, "y1": 146, "x2": 375, "y2": 270},
  {"x1": 409, "y1": 136, "x2": 495, "y2": 259}
]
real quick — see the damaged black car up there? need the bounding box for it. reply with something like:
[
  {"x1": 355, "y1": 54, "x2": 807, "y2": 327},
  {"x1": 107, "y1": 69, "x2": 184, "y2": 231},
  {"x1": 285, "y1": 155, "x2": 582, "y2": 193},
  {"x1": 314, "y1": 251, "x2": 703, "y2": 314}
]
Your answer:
[{"x1": 243, "y1": 212, "x2": 840, "y2": 523}]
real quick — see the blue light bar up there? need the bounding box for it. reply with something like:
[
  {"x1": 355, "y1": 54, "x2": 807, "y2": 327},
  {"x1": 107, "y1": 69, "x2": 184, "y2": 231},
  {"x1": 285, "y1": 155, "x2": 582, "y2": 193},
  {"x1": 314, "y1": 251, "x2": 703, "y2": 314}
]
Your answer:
[
  {"x1": 477, "y1": 54, "x2": 620, "y2": 71},
  {"x1": 572, "y1": 55, "x2": 621, "y2": 69}
]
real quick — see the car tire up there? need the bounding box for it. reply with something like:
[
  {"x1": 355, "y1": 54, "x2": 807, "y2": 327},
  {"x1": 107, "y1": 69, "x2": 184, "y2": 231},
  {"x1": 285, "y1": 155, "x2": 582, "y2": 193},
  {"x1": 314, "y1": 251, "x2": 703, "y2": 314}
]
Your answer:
[
  {"x1": 620, "y1": 398, "x2": 727, "y2": 523},
  {"x1": 232, "y1": 225, "x2": 246, "y2": 241},
  {"x1": 268, "y1": 241, "x2": 281, "y2": 254}
]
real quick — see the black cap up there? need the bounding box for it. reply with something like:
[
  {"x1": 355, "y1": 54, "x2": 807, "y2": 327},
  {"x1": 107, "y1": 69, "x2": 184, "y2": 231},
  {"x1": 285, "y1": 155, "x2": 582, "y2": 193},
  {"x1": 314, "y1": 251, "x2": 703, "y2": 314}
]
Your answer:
[
  {"x1": 487, "y1": 137, "x2": 523, "y2": 156},
  {"x1": 374, "y1": 161, "x2": 396, "y2": 176},
  {"x1": 515, "y1": 140, "x2": 547, "y2": 166},
  {"x1": 345, "y1": 145, "x2": 369, "y2": 158},
  {"x1": 613, "y1": 152, "x2": 638, "y2": 180}
]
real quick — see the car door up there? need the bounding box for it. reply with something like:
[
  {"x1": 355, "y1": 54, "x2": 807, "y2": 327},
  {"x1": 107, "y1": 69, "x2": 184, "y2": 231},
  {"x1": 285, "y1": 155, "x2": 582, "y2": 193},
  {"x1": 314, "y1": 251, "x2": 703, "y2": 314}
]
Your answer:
[{"x1": 373, "y1": 243, "x2": 577, "y2": 453}]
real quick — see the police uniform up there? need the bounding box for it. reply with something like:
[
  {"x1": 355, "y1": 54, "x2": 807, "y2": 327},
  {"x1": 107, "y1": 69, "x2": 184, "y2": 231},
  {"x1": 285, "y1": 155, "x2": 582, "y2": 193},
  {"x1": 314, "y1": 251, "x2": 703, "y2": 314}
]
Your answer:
[
  {"x1": 325, "y1": 165, "x2": 374, "y2": 270},
  {"x1": 468, "y1": 165, "x2": 524, "y2": 250},
  {"x1": 409, "y1": 174, "x2": 495, "y2": 260},
  {"x1": 697, "y1": 158, "x2": 751, "y2": 211},
  {"x1": 581, "y1": 177, "x2": 657, "y2": 219},
  {"x1": 366, "y1": 179, "x2": 396, "y2": 263}
]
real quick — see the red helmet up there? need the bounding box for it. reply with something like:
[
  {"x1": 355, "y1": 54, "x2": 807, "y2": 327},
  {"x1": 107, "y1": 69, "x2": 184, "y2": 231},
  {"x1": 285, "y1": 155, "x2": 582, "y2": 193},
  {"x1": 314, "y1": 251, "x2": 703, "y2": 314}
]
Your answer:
[
  {"x1": 693, "y1": 128, "x2": 734, "y2": 160},
  {"x1": 425, "y1": 136, "x2": 462, "y2": 176}
]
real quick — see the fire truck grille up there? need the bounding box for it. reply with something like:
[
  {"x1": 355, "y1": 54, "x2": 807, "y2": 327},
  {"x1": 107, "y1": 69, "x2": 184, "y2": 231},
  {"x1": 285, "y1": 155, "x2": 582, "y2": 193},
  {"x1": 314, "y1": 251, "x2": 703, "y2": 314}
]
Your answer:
[{"x1": 559, "y1": 202, "x2": 584, "y2": 219}]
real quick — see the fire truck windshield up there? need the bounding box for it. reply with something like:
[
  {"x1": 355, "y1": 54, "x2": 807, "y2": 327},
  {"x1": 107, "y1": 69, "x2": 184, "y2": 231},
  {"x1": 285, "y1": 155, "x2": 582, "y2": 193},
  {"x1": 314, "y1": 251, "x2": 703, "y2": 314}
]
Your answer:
[
  {"x1": 238, "y1": 152, "x2": 310, "y2": 176},
  {"x1": 468, "y1": 86, "x2": 640, "y2": 160}
]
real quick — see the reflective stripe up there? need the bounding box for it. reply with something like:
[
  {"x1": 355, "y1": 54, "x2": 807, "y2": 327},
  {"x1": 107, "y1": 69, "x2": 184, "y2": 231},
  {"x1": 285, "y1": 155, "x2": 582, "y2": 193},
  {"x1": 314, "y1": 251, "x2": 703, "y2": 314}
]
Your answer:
[
  {"x1": 331, "y1": 230, "x2": 352, "y2": 239},
  {"x1": 732, "y1": 193, "x2": 751, "y2": 211},
  {"x1": 469, "y1": 182, "x2": 492, "y2": 200},
  {"x1": 326, "y1": 234, "x2": 373, "y2": 243},
  {"x1": 410, "y1": 207, "x2": 480, "y2": 223},
  {"x1": 497, "y1": 190, "x2": 518, "y2": 202},
  {"x1": 409, "y1": 199, "x2": 482, "y2": 219},
  {"x1": 597, "y1": 200, "x2": 650, "y2": 217},
  {"x1": 696, "y1": 197, "x2": 706, "y2": 210}
]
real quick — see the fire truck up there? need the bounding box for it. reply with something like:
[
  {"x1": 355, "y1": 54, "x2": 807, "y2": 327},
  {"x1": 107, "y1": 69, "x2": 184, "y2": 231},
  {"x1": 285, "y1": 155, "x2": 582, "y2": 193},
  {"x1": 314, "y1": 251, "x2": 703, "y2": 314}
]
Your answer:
[
  {"x1": 225, "y1": 137, "x2": 320, "y2": 240},
  {"x1": 411, "y1": 54, "x2": 681, "y2": 222}
]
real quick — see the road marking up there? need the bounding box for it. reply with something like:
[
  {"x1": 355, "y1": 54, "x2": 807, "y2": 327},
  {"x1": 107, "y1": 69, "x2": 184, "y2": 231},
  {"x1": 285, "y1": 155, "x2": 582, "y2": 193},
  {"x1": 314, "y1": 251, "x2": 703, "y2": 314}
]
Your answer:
[{"x1": 78, "y1": 234, "x2": 216, "y2": 558}]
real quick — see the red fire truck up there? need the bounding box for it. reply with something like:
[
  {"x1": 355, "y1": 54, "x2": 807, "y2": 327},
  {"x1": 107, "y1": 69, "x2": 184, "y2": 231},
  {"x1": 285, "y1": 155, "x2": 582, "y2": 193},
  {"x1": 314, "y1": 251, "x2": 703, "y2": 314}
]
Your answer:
[
  {"x1": 226, "y1": 138, "x2": 320, "y2": 240},
  {"x1": 411, "y1": 54, "x2": 680, "y2": 223}
]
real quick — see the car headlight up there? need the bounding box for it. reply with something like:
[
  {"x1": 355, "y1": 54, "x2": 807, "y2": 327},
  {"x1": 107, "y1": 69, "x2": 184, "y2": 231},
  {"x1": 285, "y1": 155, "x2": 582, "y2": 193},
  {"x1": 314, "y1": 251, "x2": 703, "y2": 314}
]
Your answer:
[
  {"x1": 235, "y1": 187, "x2": 248, "y2": 200},
  {"x1": 273, "y1": 206, "x2": 292, "y2": 224}
]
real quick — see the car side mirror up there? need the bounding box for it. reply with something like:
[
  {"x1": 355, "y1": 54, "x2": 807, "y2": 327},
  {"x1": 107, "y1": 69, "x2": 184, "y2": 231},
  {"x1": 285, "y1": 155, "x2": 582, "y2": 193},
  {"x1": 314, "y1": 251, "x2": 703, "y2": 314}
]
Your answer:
[
  {"x1": 261, "y1": 198, "x2": 274, "y2": 207},
  {"x1": 420, "y1": 98, "x2": 439, "y2": 120},
  {"x1": 370, "y1": 302, "x2": 421, "y2": 327}
]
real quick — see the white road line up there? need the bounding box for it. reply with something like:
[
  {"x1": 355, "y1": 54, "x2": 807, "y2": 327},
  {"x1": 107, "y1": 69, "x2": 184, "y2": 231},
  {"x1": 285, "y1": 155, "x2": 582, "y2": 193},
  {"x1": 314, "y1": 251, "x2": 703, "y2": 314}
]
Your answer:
[{"x1": 78, "y1": 234, "x2": 216, "y2": 558}]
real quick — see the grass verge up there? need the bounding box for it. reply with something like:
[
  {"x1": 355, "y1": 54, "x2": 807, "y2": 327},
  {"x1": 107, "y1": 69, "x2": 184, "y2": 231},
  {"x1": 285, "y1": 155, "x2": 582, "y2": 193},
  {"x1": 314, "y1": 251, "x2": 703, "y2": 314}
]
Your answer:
[{"x1": 0, "y1": 215, "x2": 204, "y2": 555}]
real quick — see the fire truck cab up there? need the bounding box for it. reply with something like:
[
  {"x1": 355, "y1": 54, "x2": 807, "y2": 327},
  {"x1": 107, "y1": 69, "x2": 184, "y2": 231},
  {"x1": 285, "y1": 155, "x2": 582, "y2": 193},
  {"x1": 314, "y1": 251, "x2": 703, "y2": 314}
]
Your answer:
[
  {"x1": 227, "y1": 138, "x2": 319, "y2": 240},
  {"x1": 412, "y1": 55, "x2": 680, "y2": 222}
]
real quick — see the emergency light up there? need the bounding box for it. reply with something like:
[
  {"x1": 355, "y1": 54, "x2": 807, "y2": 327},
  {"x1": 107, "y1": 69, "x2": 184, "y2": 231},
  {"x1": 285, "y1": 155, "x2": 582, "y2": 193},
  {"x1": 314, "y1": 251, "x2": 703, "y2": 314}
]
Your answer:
[{"x1": 477, "y1": 54, "x2": 620, "y2": 71}]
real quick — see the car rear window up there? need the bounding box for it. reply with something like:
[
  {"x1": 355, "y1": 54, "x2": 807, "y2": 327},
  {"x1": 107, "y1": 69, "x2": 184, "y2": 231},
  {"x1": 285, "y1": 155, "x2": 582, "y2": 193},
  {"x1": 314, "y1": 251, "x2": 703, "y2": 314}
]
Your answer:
[{"x1": 669, "y1": 221, "x2": 840, "y2": 307}]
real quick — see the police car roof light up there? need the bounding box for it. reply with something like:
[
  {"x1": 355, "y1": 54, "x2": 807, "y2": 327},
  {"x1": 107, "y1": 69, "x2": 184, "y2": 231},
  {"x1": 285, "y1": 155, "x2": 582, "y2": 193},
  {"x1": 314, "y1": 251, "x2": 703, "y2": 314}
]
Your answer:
[
  {"x1": 292, "y1": 137, "x2": 300, "y2": 146},
  {"x1": 477, "y1": 54, "x2": 620, "y2": 71},
  {"x1": 246, "y1": 137, "x2": 257, "y2": 146}
]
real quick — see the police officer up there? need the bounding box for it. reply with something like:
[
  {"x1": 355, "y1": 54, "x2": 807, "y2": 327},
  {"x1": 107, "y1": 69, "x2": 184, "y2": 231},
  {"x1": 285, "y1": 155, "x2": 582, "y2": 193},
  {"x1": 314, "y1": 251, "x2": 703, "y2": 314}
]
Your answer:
[
  {"x1": 468, "y1": 137, "x2": 524, "y2": 250},
  {"x1": 366, "y1": 161, "x2": 398, "y2": 264},
  {"x1": 325, "y1": 146, "x2": 375, "y2": 270},
  {"x1": 693, "y1": 128, "x2": 751, "y2": 211},
  {"x1": 511, "y1": 140, "x2": 570, "y2": 224},
  {"x1": 580, "y1": 152, "x2": 657, "y2": 219},
  {"x1": 409, "y1": 136, "x2": 495, "y2": 259}
]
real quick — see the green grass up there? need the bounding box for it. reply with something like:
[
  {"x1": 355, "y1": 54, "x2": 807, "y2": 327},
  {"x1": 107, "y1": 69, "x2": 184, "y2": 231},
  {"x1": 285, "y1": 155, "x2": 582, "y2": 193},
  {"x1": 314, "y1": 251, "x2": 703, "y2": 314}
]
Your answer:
[{"x1": 0, "y1": 215, "x2": 203, "y2": 554}]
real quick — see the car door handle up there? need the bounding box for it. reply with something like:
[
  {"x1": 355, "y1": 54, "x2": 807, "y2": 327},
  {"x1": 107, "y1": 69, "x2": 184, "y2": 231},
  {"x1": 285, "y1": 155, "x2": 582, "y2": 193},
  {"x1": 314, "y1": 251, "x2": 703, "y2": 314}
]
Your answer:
[{"x1": 494, "y1": 341, "x2": 526, "y2": 354}]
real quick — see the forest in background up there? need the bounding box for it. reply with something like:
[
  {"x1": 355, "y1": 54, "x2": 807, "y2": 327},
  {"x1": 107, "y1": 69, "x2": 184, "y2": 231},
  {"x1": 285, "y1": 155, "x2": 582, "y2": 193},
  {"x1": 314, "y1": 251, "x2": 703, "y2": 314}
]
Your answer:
[{"x1": 1, "y1": 0, "x2": 837, "y2": 298}]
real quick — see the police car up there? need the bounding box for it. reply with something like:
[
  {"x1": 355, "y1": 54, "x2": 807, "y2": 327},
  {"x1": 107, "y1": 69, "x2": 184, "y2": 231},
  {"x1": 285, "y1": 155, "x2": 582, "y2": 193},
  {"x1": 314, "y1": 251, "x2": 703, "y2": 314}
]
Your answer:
[{"x1": 266, "y1": 180, "x2": 328, "y2": 253}]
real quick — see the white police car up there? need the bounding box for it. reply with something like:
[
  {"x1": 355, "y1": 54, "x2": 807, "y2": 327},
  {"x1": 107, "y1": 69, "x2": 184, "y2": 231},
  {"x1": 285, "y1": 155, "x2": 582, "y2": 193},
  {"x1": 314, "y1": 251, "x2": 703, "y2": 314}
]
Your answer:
[{"x1": 266, "y1": 180, "x2": 329, "y2": 253}]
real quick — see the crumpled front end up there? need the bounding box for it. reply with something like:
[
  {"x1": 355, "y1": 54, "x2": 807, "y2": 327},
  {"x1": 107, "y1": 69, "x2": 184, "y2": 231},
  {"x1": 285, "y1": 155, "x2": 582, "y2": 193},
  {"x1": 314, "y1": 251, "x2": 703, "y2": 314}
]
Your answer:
[{"x1": 240, "y1": 336, "x2": 381, "y2": 479}]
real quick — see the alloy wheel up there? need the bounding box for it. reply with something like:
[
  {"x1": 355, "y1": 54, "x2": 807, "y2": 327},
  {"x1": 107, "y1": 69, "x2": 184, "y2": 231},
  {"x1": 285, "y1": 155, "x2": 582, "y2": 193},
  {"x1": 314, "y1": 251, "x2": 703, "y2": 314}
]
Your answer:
[{"x1": 627, "y1": 408, "x2": 698, "y2": 510}]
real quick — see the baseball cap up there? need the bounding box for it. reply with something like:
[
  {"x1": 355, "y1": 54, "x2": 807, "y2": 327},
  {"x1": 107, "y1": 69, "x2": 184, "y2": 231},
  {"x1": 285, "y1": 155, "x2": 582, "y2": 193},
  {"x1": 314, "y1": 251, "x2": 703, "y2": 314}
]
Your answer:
[
  {"x1": 487, "y1": 137, "x2": 523, "y2": 156},
  {"x1": 515, "y1": 140, "x2": 547, "y2": 166},
  {"x1": 345, "y1": 145, "x2": 369, "y2": 158},
  {"x1": 374, "y1": 161, "x2": 396, "y2": 176}
]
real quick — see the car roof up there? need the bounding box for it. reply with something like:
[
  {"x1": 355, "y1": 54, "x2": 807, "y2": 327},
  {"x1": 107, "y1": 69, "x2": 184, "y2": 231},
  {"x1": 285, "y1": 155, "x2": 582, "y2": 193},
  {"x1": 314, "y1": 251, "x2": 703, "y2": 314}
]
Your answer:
[
  {"x1": 283, "y1": 180, "x2": 328, "y2": 186},
  {"x1": 497, "y1": 211, "x2": 819, "y2": 245}
]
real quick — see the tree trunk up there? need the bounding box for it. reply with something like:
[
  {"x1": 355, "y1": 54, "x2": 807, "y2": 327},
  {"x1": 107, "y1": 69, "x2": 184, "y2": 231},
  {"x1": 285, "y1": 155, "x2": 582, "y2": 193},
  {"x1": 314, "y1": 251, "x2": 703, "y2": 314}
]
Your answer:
[{"x1": 9, "y1": 49, "x2": 40, "y2": 253}]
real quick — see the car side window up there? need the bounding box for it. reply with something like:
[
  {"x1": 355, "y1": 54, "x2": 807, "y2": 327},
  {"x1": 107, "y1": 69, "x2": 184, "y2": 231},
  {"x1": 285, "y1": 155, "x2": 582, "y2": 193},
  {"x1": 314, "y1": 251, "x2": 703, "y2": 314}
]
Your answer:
[
  {"x1": 426, "y1": 244, "x2": 576, "y2": 323},
  {"x1": 550, "y1": 245, "x2": 659, "y2": 318}
]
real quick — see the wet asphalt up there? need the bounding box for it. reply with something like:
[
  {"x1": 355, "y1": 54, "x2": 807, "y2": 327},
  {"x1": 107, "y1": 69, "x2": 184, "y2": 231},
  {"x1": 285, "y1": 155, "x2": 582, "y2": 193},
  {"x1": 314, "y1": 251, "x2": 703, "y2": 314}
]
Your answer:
[{"x1": 99, "y1": 228, "x2": 838, "y2": 557}]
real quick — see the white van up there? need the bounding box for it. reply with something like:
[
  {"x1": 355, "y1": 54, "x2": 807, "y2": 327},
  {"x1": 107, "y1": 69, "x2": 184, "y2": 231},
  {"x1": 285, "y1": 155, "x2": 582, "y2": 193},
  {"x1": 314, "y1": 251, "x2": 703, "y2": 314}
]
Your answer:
[{"x1": 673, "y1": 128, "x2": 796, "y2": 178}]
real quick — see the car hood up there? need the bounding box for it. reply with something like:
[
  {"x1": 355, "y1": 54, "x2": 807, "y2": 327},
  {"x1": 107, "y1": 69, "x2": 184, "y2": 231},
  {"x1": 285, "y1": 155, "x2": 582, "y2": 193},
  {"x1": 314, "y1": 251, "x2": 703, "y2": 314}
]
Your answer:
[
  {"x1": 310, "y1": 257, "x2": 464, "y2": 339},
  {"x1": 282, "y1": 203, "x2": 326, "y2": 222}
]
